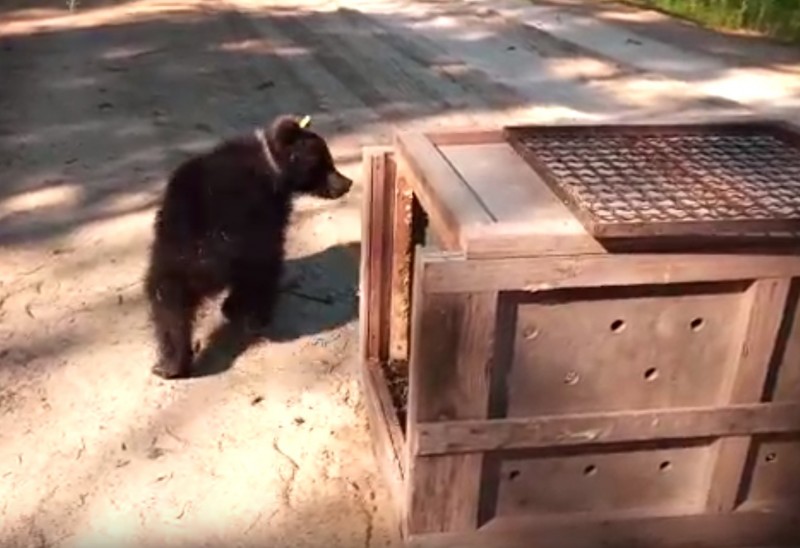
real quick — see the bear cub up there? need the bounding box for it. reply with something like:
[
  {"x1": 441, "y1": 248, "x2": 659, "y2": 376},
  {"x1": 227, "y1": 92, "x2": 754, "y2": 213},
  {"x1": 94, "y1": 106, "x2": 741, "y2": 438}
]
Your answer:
[{"x1": 144, "y1": 115, "x2": 352, "y2": 379}]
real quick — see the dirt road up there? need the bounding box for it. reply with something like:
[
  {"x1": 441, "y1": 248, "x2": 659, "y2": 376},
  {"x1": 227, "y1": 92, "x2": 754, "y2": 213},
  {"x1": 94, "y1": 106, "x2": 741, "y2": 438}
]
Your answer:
[{"x1": 1, "y1": 0, "x2": 798, "y2": 546}]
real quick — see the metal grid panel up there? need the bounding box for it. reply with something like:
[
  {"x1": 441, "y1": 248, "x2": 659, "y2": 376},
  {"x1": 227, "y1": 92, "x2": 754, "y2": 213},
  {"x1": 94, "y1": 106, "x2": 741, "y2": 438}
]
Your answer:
[{"x1": 505, "y1": 123, "x2": 800, "y2": 239}]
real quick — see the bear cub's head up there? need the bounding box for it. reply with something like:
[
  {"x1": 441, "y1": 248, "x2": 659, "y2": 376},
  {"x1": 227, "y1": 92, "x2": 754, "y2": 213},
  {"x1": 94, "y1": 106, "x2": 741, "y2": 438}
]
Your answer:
[{"x1": 265, "y1": 115, "x2": 352, "y2": 199}]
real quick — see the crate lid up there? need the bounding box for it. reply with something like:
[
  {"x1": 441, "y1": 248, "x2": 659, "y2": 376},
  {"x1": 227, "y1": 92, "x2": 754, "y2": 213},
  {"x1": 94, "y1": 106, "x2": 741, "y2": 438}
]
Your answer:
[{"x1": 395, "y1": 122, "x2": 800, "y2": 259}]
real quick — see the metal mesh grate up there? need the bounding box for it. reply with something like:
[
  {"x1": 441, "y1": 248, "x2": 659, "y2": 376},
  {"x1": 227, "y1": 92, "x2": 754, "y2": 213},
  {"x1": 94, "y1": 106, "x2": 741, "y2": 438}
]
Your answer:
[{"x1": 505, "y1": 123, "x2": 800, "y2": 239}]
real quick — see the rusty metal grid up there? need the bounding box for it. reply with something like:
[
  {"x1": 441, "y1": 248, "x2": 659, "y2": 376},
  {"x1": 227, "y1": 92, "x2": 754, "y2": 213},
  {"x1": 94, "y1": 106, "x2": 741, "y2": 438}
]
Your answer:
[{"x1": 504, "y1": 123, "x2": 800, "y2": 239}]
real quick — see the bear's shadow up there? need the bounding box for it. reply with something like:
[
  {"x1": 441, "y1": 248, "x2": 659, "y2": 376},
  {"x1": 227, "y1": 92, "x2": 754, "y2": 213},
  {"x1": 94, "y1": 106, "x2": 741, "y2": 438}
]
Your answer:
[{"x1": 190, "y1": 242, "x2": 360, "y2": 378}]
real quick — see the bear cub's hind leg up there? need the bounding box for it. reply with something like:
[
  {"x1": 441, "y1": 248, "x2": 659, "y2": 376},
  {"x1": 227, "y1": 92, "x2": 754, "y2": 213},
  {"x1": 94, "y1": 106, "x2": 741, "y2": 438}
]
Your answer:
[
  {"x1": 221, "y1": 259, "x2": 282, "y2": 330},
  {"x1": 146, "y1": 272, "x2": 200, "y2": 379}
]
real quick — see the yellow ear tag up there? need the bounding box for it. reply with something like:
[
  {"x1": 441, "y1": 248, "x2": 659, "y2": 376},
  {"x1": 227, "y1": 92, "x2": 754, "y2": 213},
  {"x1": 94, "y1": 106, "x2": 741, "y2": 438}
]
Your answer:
[{"x1": 298, "y1": 115, "x2": 311, "y2": 129}]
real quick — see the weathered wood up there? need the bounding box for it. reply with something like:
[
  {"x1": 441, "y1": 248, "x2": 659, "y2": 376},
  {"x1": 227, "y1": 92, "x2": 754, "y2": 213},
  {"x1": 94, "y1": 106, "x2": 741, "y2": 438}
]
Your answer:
[
  {"x1": 360, "y1": 128, "x2": 800, "y2": 546},
  {"x1": 361, "y1": 359, "x2": 406, "y2": 514},
  {"x1": 406, "y1": 251, "x2": 498, "y2": 534},
  {"x1": 359, "y1": 148, "x2": 407, "y2": 531},
  {"x1": 705, "y1": 279, "x2": 792, "y2": 512},
  {"x1": 464, "y1": 230, "x2": 800, "y2": 259},
  {"x1": 394, "y1": 132, "x2": 493, "y2": 252},
  {"x1": 422, "y1": 253, "x2": 800, "y2": 294},
  {"x1": 359, "y1": 147, "x2": 395, "y2": 363},
  {"x1": 406, "y1": 252, "x2": 499, "y2": 426},
  {"x1": 437, "y1": 142, "x2": 604, "y2": 257},
  {"x1": 495, "y1": 441, "x2": 710, "y2": 517},
  {"x1": 742, "y1": 436, "x2": 800, "y2": 508},
  {"x1": 406, "y1": 510, "x2": 800, "y2": 548},
  {"x1": 406, "y1": 454, "x2": 484, "y2": 534},
  {"x1": 506, "y1": 282, "x2": 744, "y2": 416},
  {"x1": 413, "y1": 402, "x2": 800, "y2": 456},
  {"x1": 388, "y1": 173, "x2": 414, "y2": 364},
  {"x1": 426, "y1": 129, "x2": 504, "y2": 146},
  {"x1": 765, "y1": 281, "x2": 800, "y2": 402}
]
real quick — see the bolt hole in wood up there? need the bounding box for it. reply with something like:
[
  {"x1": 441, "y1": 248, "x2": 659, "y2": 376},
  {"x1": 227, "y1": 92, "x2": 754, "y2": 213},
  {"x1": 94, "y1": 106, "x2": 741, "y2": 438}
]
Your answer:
[
  {"x1": 765, "y1": 452, "x2": 778, "y2": 463},
  {"x1": 583, "y1": 464, "x2": 598, "y2": 476},
  {"x1": 659, "y1": 460, "x2": 672, "y2": 472},
  {"x1": 644, "y1": 367, "x2": 659, "y2": 382},
  {"x1": 610, "y1": 319, "x2": 626, "y2": 333},
  {"x1": 564, "y1": 371, "x2": 580, "y2": 385},
  {"x1": 524, "y1": 326, "x2": 540, "y2": 340},
  {"x1": 690, "y1": 317, "x2": 705, "y2": 332}
]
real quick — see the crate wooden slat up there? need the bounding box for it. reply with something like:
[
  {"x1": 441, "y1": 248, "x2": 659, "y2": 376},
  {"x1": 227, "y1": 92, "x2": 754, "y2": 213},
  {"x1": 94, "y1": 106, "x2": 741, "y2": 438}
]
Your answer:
[{"x1": 359, "y1": 126, "x2": 800, "y2": 548}]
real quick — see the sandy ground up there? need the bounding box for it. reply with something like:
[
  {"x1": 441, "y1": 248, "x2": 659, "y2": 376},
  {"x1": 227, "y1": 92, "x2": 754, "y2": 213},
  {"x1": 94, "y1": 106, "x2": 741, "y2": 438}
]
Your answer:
[{"x1": 1, "y1": 0, "x2": 799, "y2": 546}]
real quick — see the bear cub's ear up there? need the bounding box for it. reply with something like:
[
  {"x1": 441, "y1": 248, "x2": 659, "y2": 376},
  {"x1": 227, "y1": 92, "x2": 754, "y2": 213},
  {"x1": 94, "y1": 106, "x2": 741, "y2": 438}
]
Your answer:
[{"x1": 268, "y1": 114, "x2": 311, "y2": 149}]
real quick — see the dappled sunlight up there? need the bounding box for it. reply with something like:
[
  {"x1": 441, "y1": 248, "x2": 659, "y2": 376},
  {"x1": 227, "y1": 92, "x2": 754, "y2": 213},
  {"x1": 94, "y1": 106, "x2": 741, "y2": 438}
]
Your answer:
[
  {"x1": 697, "y1": 67, "x2": 800, "y2": 105},
  {"x1": 215, "y1": 39, "x2": 312, "y2": 57},
  {"x1": 46, "y1": 75, "x2": 103, "y2": 91},
  {"x1": 111, "y1": 121, "x2": 163, "y2": 139},
  {"x1": 455, "y1": 0, "x2": 800, "y2": 115},
  {"x1": 56, "y1": 203, "x2": 155, "y2": 251},
  {"x1": 0, "y1": 182, "x2": 83, "y2": 218},
  {"x1": 0, "y1": 0, "x2": 205, "y2": 38},
  {"x1": 101, "y1": 44, "x2": 167, "y2": 61},
  {"x1": 546, "y1": 57, "x2": 628, "y2": 81},
  {"x1": 597, "y1": 5, "x2": 665, "y2": 25},
  {"x1": 2, "y1": 120, "x2": 110, "y2": 147},
  {"x1": 94, "y1": 146, "x2": 171, "y2": 173}
]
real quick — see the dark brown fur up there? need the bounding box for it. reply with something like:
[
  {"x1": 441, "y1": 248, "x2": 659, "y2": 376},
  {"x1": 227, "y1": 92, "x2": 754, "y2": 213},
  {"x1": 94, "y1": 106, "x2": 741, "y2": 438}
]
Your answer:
[{"x1": 144, "y1": 115, "x2": 352, "y2": 379}]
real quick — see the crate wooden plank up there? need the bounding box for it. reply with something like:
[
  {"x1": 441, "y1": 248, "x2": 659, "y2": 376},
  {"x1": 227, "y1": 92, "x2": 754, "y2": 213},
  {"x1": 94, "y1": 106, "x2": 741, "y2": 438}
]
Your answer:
[
  {"x1": 747, "y1": 288, "x2": 800, "y2": 508},
  {"x1": 705, "y1": 279, "x2": 792, "y2": 512},
  {"x1": 406, "y1": 510, "x2": 800, "y2": 548},
  {"x1": 495, "y1": 441, "x2": 711, "y2": 516},
  {"x1": 505, "y1": 283, "x2": 745, "y2": 416},
  {"x1": 406, "y1": 252, "x2": 498, "y2": 534},
  {"x1": 426, "y1": 129, "x2": 504, "y2": 146},
  {"x1": 395, "y1": 132, "x2": 493, "y2": 252},
  {"x1": 362, "y1": 359, "x2": 406, "y2": 514},
  {"x1": 421, "y1": 253, "x2": 800, "y2": 294},
  {"x1": 412, "y1": 402, "x2": 800, "y2": 455},
  {"x1": 359, "y1": 147, "x2": 395, "y2": 363},
  {"x1": 388, "y1": 172, "x2": 414, "y2": 364},
  {"x1": 767, "y1": 282, "x2": 800, "y2": 402},
  {"x1": 437, "y1": 142, "x2": 604, "y2": 257},
  {"x1": 744, "y1": 435, "x2": 800, "y2": 508}
]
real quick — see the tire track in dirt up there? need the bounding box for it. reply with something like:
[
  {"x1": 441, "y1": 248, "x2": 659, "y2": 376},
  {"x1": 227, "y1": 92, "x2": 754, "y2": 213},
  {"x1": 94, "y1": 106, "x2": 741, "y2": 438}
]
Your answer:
[
  {"x1": 269, "y1": 10, "x2": 426, "y2": 121},
  {"x1": 209, "y1": 4, "x2": 324, "y2": 121},
  {"x1": 335, "y1": 7, "x2": 524, "y2": 111},
  {"x1": 241, "y1": 3, "x2": 529, "y2": 133}
]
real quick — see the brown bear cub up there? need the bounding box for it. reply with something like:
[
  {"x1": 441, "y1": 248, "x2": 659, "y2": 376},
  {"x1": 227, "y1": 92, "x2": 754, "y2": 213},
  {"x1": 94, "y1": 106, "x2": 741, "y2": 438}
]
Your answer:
[{"x1": 144, "y1": 115, "x2": 352, "y2": 379}]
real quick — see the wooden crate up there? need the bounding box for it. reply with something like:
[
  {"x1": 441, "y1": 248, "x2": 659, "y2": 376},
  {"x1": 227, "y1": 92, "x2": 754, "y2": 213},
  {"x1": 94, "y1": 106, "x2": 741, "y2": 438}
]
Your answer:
[{"x1": 358, "y1": 126, "x2": 800, "y2": 548}]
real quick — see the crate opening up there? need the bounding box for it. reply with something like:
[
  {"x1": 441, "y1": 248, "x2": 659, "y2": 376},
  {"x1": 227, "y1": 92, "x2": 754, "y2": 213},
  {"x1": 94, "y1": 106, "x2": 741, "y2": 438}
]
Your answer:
[
  {"x1": 383, "y1": 358, "x2": 409, "y2": 433},
  {"x1": 378, "y1": 191, "x2": 429, "y2": 435}
]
